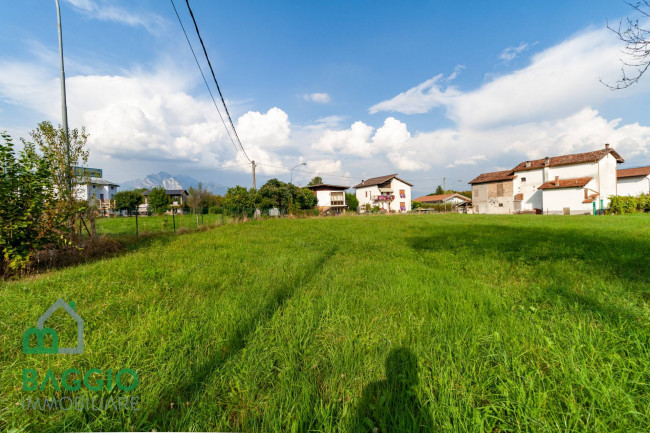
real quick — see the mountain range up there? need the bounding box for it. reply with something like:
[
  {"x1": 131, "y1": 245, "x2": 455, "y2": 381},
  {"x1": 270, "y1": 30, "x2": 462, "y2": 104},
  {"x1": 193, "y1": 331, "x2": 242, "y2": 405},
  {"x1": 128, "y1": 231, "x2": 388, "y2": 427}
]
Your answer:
[{"x1": 119, "y1": 172, "x2": 228, "y2": 195}]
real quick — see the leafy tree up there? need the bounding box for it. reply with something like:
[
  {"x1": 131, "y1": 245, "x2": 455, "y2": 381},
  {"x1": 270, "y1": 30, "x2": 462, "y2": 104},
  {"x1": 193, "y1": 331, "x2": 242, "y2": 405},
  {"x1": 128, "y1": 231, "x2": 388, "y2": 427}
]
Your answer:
[
  {"x1": 27, "y1": 121, "x2": 90, "y2": 237},
  {"x1": 308, "y1": 176, "x2": 323, "y2": 186},
  {"x1": 412, "y1": 201, "x2": 423, "y2": 209},
  {"x1": 0, "y1": 132, "x2": 61, "y2": 272},
  {"x1": 257, "y1": 178, "x2": 317, "y2": 213},
  {"x1": 223, "y1": 186, "x2": 257, "y2": 212},
  {"x1": 434, "y1": 185, "x2": 444, "y2": 195},
  {"x1": 114, "y1": 190, "x2": 143, "y2": 216},
  {"x1": 346, "y1": 192, "x2": 359, "y2": 211},
  {"x1": 187, "y1": 183, "x2": 210, "y2": 213},
  {"x1": 148, "y1": 187, "x2": 170, "y2": 215}
]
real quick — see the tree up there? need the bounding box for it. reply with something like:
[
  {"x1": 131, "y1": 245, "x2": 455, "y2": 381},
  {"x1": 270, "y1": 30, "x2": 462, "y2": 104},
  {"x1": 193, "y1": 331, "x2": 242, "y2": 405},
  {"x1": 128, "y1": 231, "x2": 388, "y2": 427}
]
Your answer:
[
  {"x1": 0, "y1": 132, "x2": 61, "y2": 272},
  {"x1": 114, "y1": 190, "x2": 143, "y2": 216},
  {"x1": 606, "y1": 1, "x2": 650, "y2": 89},
  {"x1": 187, "y1": 183, "x2": 210, "y2": 213},
  {"x1": 434, "y1": 185, "x2": 444, "y2": 195},
  {"x1": 27, "y1": 121, "x2": 90, "y2": 237},
  {"x1": 223, "y1": 186, "x2": 256, "y2": 213},
  {"x1": 346, "y1": 192, "x2": 359, "y2": 211},
  {"x1": 308, "y1": 176, "x2": 323, "y2": 186},
  {"x1": 148, "y1": 187, "x2": 170, "y2": 215}
]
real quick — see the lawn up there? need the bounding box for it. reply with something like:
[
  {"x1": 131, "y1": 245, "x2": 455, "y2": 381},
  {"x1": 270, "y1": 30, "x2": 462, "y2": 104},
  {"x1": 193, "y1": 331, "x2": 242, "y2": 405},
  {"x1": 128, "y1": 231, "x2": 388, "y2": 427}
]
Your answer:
[
  {"x1": 1, "y1": 214, "x2": 649, "y2": 432},
  {"x1": 91, "y1": 213, "x2": 226, "y2": 237}
]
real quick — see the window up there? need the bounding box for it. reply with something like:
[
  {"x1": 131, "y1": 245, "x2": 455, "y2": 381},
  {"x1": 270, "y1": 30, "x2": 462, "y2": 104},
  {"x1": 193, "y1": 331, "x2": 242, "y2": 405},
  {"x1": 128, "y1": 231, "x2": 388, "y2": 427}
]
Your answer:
[
  {"x1": 399, "y1": 189, "x2": 406, "y2": 198},
  {"x1": 497, "y1": 183, "x2": 504, "y2": 197},
  {"x1": 475, "y1": 189, "x2": 479, "y2": 198},
  {"x1": 365, "y1": 191, "x2": 367, "y2": 197},
  {"x1": 521, "y1": 177, "x2": 526, "y2": 182},
  {"x1": 498, "y1": 203, "x2": 503, "y2": 207},
  {"x1": 400, "y1": 201, "x2": 406, "y2": 211}
]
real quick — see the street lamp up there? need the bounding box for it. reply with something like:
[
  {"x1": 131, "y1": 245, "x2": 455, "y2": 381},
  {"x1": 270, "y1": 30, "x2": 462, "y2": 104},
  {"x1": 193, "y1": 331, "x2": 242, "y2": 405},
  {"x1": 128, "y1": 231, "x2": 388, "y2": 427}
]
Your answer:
[{"x1": 290, "y1": 162, "x2": 307, "y2": 184}]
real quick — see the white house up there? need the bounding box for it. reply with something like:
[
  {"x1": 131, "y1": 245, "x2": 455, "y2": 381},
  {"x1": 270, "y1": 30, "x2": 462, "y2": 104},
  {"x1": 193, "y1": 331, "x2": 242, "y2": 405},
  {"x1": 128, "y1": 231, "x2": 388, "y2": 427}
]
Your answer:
[
  {"x1": 305, "y1": 183, "x2": 350, "y2": 213},
  {"x1": 355, "y1": 174, "x2": 413, "y2": 213},
  {"x1": 617, "y1": 166, "x2": 650, "y2": 196},
  {"x1": 470, "y1": 144, "x2": 625, "y2": 214},
  {"x1": 412, "y1": 193, "x2": 471, "y2": 206},
  {"x1": 74, "y1": 178, "x2": 119, "y2": 215}
]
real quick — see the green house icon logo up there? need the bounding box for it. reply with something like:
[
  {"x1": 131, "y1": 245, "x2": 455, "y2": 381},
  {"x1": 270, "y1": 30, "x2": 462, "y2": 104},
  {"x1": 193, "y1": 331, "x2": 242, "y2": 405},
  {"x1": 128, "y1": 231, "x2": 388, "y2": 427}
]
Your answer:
[{"x1": 22, "y1": 298, "x2": 84, "y2": 355}]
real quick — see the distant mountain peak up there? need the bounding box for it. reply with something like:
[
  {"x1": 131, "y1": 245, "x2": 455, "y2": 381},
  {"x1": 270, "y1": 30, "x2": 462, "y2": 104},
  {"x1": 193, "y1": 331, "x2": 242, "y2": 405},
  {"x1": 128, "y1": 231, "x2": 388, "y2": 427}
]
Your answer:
[{"x1": 120, "y1": 172, "x2": 227, "y2": 195}]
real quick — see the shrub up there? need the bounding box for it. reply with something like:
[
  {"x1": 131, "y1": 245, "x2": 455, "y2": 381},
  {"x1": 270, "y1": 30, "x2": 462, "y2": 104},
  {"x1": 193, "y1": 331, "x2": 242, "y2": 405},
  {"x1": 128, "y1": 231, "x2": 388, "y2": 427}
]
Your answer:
[{"x1": 608, "y1": 195, "x2": 650, "y2": 214}]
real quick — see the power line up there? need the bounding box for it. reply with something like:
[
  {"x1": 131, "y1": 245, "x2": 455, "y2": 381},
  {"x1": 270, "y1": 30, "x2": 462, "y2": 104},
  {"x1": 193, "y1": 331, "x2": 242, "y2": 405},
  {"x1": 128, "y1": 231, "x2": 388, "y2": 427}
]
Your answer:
[
  {"x1": 183, "y1": 0, "x2": 250, "y2": 162},
  {"x1": 169, "y1": 0, "x2": 241, "y2": 158}
]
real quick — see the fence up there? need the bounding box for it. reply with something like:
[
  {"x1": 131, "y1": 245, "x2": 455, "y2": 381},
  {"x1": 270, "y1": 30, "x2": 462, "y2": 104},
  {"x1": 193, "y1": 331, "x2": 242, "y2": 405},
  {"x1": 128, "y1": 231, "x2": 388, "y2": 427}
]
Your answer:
[{"x1": 83, "y1": 207, "x2": 291, "y2": 238}]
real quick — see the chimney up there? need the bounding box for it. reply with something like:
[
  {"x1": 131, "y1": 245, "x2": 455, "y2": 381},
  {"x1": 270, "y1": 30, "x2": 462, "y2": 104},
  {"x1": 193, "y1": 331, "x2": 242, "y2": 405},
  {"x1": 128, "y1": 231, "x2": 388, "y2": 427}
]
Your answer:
[
  {"x1": 544, "y1": 157, "x2": 550, "y2": 166},
  {"x1": 584, "y1": 188, "x2": 588, "y2": 199},
  {"x1": 554, "y1": 176, "x2": 560, "y2": 187},
  {"x1": 605, "y1": 143, "x2": 610, "y2": 150},
  {"x1": 525, "y1": 161, "x2": 531, "y2": 168}
]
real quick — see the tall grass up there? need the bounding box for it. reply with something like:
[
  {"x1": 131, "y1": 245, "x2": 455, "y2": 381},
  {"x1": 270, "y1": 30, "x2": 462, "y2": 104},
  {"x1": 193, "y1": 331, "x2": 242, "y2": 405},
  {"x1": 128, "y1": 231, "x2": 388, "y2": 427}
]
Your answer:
[{"x1": 0, "y1": 214, "x2": 648, "y2": 432}]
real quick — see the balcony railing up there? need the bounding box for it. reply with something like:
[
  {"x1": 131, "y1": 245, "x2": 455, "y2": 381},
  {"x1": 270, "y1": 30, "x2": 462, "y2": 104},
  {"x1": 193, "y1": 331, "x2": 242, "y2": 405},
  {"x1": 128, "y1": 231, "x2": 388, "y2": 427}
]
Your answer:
[{"x1": 372, "y1": 194, "x2": 395, "y2": 201}]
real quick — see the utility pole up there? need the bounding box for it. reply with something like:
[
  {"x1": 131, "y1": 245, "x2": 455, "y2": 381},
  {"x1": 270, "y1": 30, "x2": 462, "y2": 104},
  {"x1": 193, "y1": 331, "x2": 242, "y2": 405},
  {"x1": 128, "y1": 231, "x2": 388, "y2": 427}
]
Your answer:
[
  {"x1": 55, "y1": 0, "x2": 72, "y2": 193},
  {"x1": 251, "y1": 160, "x2": 256, "y2": 189},
  {"x1": 443, "y1": 177, "x2": 446, "y2": 213}
]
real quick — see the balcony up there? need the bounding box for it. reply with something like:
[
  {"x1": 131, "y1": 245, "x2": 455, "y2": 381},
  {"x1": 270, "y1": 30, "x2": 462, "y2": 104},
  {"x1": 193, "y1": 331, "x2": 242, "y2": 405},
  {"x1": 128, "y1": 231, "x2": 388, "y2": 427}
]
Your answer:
[{"x1": 372, "y1": 194, "x2": 395, "y2": 202}]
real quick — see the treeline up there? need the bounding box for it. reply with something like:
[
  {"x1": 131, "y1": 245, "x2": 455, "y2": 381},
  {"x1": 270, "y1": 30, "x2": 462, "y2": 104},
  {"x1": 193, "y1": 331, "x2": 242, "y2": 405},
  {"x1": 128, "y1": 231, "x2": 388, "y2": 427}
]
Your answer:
[{"x1": 115, "y1": 178, "x2": 319, "y2": 216}]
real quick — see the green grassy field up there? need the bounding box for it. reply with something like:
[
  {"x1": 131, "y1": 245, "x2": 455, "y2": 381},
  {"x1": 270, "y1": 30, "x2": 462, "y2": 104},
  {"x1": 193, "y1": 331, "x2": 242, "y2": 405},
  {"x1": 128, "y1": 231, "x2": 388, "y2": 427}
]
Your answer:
[
  {"x1": 91, "y1": 213, "x2": 226, "y2": 237},
  {"x1": 1, "y1": 214, "x2": 649, "y2": 432}
]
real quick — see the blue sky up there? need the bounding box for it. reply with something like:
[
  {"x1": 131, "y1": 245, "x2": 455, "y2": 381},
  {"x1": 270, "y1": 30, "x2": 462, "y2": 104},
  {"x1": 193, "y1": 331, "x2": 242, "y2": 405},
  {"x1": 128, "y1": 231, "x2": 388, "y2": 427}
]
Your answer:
[{"x1": 2, "y1": 0, "x2": 650, "y2": 193}]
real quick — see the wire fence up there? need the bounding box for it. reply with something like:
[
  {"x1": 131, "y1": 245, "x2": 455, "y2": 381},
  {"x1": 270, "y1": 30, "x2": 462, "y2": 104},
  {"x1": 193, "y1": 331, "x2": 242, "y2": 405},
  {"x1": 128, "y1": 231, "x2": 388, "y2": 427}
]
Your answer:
[{"x1": 81, "y1": 208, "x2": 293, "y2": 238}]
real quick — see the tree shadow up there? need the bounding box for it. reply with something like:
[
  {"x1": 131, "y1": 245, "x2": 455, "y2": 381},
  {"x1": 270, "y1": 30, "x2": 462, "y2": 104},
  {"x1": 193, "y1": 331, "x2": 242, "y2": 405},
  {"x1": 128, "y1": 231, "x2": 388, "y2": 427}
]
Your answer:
[{"x1": 351, "y1": 347, "x2": 433, "y2": 432}]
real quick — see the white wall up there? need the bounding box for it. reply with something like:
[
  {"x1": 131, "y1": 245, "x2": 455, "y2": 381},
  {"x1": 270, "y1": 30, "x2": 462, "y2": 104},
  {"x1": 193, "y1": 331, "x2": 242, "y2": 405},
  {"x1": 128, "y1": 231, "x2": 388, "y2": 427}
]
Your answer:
[
  {"x1": 314, "y1": 189, "x2": 347, "y2": 207},
  {"x1": 513, "y1": 169, "x2": 544, "y2": 211},
  {"x1": 597, "y1": 153, "x2": 619, "y2": 207},
  {"x1": 541, "y1": 179, "x2": 597, "y2": 214},
  {"x1": 617, "y1": 176, "x2": 650, "y2": 197}
]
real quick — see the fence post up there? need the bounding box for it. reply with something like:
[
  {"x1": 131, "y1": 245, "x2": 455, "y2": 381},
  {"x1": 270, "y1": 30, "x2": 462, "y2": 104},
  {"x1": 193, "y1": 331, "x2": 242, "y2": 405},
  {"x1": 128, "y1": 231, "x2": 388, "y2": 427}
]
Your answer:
[
  {"x1": 135, "y1": 212, "x2": 138, "y2": 237},
  {"x1": 172, "y1": 209, "x2": 176, "y2": 232}
]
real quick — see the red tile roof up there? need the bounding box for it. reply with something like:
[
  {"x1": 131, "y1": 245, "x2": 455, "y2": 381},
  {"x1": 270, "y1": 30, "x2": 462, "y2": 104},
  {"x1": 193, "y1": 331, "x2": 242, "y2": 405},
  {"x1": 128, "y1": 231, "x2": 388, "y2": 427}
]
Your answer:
[
  {"x1": 354, "y1": 173, "x2": 414, "y2": 188},
  {"x1": 538, "y1": 177, "x2": 593, "y2": 190},
  {"x1": 512, "y1": 148, "x2": 624, "y2": 172},
  {"x1": 469, "y1": 170, "x2": 517, "y2": 184},
  {"x1": 305, "y1": 183, "x2": 350, "y2": 190},
  {"x1": 413, "y1": 193, "x2": 471, "y2": 203},
  {"x1": 514, "y1": 193, "x2": 523, "y2": 201},
  {"x1": 617, "y1": 166, "x2": 650, "y2": 178}
]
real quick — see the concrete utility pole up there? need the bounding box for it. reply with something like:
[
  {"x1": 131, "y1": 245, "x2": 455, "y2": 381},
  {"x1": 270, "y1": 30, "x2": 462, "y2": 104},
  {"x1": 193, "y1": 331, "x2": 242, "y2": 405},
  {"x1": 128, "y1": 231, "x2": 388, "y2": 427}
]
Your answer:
[
  {"x1": 55, "y1": 0, "x2": 72, "y2": 192},
  {"x1": 251, "y1": 160, "x2": 256, "y2": 189},
  {"x1": 443, "y1": 177, "x2": 446, "y2": 213},
  {"x1": 290, "y1": 162, "x2": 307, "y2": 184}
]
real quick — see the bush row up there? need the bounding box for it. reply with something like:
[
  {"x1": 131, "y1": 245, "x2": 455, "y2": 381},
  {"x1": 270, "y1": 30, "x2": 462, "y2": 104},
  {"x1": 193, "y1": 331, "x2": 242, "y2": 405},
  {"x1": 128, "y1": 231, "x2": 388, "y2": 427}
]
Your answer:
[{"x1": 607, "y1": 195, "x2": 650, "y2": 214}]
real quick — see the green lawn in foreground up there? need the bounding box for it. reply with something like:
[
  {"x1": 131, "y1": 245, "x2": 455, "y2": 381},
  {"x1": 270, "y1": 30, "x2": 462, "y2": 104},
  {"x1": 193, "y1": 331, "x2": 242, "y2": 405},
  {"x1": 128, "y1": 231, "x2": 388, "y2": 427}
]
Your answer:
[{"x1": 1, "y1": 214, "x2": 649, "y2": 432}]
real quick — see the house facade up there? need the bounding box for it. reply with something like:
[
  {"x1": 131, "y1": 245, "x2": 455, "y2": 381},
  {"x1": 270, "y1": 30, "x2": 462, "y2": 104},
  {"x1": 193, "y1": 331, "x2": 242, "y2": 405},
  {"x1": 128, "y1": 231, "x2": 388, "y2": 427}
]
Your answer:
[
  {"x1": 306, "y1": 184, "x2": 350, "y2": 213},
  {"x1": 140, "y1": 189, "x2": 189, "y2": 214},
  {"x1": 74, "y1": 178, "x2": 119, "y2": 215},
  {"x1": 617, "y1": 166, "x2": 650, "y2": 196},
  {"x1": 469, "y1": 171, "x2": 517, "y2": 214},
  {"x1": 470, "y1": 145, "x2": 624, "y2": 215},
  {"x1": 355, "y1": 174, "x2": 413, "y2": 213}
]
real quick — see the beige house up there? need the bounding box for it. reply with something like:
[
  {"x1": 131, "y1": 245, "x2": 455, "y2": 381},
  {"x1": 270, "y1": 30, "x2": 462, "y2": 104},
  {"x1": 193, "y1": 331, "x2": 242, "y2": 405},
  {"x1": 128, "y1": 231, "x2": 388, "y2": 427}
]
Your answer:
[
  {"x1": 469, "y1": 171, "x2": 517, "y2": 214},
  {"x1": 355, "y1": 174, "x2": 413, "y2": 213}
]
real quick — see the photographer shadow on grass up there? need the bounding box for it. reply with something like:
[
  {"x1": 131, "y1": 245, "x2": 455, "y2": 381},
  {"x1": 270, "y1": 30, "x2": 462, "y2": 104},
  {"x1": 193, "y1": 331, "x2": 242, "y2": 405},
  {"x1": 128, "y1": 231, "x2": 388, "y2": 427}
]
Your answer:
[{"x1": 351, "y1": 347, "x2": 433, "y2": 432}]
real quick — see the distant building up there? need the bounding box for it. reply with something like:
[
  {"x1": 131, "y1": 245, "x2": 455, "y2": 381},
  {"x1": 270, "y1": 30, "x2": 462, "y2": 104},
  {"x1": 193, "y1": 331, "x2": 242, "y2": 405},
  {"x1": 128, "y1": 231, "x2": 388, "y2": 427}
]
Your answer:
[
  {"x1": 469, "y1": 144, "x2": 624, "y2": 215},
  {"x1": 617, "y1": 166, "x2": 650, "y2": 196},
  {"x1": 306, "y1": 183, "x2": 350, "y2": 214},
  {"x1": 413, "y1": 193, "x2": 471, "y2": 206},
  {"x1": 355, "y1": 174, "x2": 413, "y2": 213},
  {"x1": 140, "y1": 189, "x2": 189, "y2": 214},
  {"x1": 469, "y1": 170, "x2": 517, "y2": 214},
  {"x1": 74, "y1": 178, "x2": 119, "y2": 215}
]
